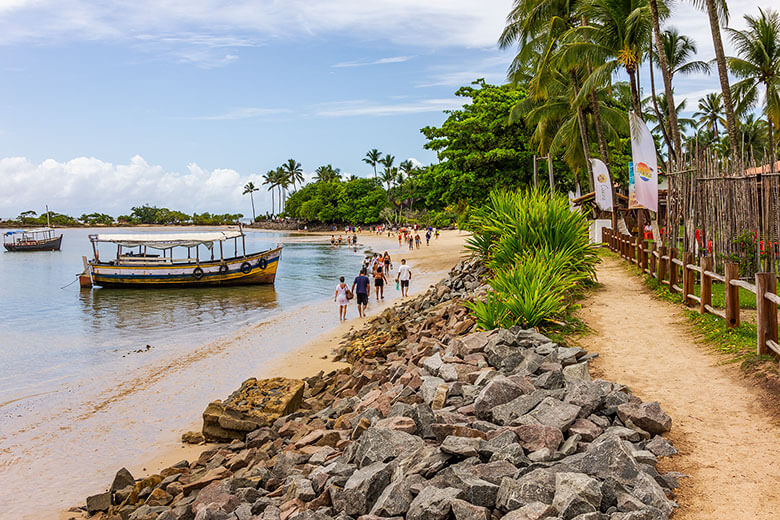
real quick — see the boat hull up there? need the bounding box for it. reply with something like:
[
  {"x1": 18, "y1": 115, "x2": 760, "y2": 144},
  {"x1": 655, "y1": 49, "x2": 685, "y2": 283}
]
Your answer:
[
  {"x1": 3, "y1": 234, "x2": 62, "y2": 251},
  {"x1": 89, "y1": 246, "x2": 282, "y2": 288}
]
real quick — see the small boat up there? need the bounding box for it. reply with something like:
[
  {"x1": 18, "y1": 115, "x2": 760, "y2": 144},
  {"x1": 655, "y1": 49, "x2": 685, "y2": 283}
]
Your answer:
[
  {"x1": 3, "y1": 228, "x2": 63, "y2": 251},
  {"x1": 86, "y1": 228, "x2": 282, "y2": 288}
]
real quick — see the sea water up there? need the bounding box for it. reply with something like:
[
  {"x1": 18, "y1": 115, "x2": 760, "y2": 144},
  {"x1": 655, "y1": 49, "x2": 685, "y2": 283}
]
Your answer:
[{"x1": 0, "y1": 227, "x2": 370, "y2": 517}]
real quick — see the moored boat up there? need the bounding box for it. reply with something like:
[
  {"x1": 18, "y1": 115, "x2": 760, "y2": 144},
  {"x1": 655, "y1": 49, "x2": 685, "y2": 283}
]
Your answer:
[
  {"x1": 86, "y1": 228, "x2": 282, "y2": 287},
  {"x1": 3, "y1": 228, "x2": 63, "y2": 251}
]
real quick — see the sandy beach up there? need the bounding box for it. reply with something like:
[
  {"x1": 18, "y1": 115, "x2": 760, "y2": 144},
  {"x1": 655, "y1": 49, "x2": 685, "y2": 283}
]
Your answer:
[{"x1": 46, "y1": 229, "x2": 468, "y2": 519}]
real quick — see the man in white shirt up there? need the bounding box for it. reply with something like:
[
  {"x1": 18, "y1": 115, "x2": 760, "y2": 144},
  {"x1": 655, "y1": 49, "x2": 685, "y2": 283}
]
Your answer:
[{"x1": 396, "y1": 258, "x2": 412, "y2": 297}]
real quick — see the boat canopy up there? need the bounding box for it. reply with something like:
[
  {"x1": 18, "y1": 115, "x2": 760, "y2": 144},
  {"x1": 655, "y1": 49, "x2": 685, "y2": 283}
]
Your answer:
[
  {"x1": 4, "y1": 227, "x2": 53, "y2": 236},
  {"x1": 90, "y1": 230, "x2": 243, "y2": 249}
]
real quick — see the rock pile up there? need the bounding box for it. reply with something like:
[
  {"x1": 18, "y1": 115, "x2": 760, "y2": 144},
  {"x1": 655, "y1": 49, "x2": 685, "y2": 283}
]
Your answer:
[{"x1": 81, "y1": 259, "x2": 679, "y2": 520}]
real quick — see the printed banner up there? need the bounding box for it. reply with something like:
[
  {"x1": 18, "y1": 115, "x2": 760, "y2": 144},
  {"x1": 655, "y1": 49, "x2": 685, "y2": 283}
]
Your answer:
[
  {"x1": 628, "y1": 111, "x2": 659, "y2": 212},
  {"x1": 589, "y1": 159, "x2": 613, "y2": 211}
]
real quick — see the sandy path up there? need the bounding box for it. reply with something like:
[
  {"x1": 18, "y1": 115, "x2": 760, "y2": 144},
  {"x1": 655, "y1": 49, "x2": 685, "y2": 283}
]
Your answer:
[{"x1": 578, "y1": 256, "x2": 780, "y2": 519}]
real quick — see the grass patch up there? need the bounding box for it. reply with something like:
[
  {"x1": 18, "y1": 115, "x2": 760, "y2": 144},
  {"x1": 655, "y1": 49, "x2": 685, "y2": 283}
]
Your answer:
[
  {"x1": 643, "y1": 271, "x2": 772, "y2": 369},
  {"x1": 691, "y1": 282, "x2": 756, "y2": 309}
]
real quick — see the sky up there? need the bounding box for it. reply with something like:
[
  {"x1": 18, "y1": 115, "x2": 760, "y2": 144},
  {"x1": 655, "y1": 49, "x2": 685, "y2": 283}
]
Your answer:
[{"x1": 0, "y1": 0, "x2": 759, "y2": 218}]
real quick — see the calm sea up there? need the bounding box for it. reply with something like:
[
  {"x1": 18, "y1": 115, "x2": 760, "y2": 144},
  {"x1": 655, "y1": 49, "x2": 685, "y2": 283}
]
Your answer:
[{"x1": 0, "y1": 227, "x2": 367, "y2": 406}]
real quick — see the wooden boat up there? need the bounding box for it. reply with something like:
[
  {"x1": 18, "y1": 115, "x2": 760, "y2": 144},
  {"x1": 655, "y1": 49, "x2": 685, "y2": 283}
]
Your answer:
[
  {"x1": 86, "y1": 228, "x2": 282, "y2": 288},
  {"x1": 3, "y1": 228, "x2": 63, "y2": 251}
]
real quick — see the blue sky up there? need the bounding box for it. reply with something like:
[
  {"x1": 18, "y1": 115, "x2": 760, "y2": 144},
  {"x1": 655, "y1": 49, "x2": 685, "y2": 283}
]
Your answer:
[{"x1": 0, "y1": 0, "x2": 757, "y2": 218}]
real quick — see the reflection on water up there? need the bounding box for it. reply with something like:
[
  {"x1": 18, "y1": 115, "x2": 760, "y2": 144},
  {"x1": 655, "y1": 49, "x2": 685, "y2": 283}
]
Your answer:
[
  {"x1": 80, "y1": 284, "x2": 280, "y2": 336},
  {"x1": 0, "y1": 227, "x2": 367, "y2": 403}
]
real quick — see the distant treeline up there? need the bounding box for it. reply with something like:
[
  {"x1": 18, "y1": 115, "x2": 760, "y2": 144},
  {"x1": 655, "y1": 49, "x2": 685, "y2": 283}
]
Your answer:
[{"x1": 7, "y1": 206, "x2": 243, "y2": 227}]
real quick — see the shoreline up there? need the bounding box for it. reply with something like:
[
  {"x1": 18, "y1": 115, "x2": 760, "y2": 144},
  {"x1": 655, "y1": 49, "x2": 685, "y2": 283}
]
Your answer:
[{"x1": 26, "y1": 230, "x2": 468, "y2": 520}]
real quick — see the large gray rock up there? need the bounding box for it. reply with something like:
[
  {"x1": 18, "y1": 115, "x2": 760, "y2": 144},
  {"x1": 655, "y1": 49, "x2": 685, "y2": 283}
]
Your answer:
[
  {"x1": 412, "y1": 403, "x2": 436, "y2": 438},
  {"x1": 562, "y1": 363, "x2": 591, "y2": 382},
  {"x1": 86, "y1": 492, "x2": 111, "y2": 514},
  {"x1": 496, "y1": 469, "x2": 556, "y2": 511},
  {"x1": 406, "y1": 486, "x2": 463, "y2": 520},
  {"x1": 440, "y1": 435, "x2": 482, "y2": 458},
  {"x1": 552, "y1": 472, "x2": 602, "y2": 520},
  {"x1": 513, "y1": 423, "x2": 564, "y2": 452},
  {"x1": 527, "y1": 397, "x2": 581, "y2": 431},
  {"x1": 371, "y1": 471, "x2": 425, "y2": 516},
  {"x1": 617, "y1": 402, "x2": 672, "y2": 435},
  {"x1": 110, "y1": 467, "x2": 135, "y2": 493},
  {"x1": 336, "y1": 461, "x2": 393, "y2": 516},
  {"x1": 493, "y1": 390, "x2": 548, "y2": 426},
  {"x1": 420, "y1": 376, "x2": 446, "y2": 404},
  {"x1": 474, "y1": 376, "x2": 526, "y2": 420},
  {"x1": 645, "y1": 436, "x2": 677, "y2": 458},
  {"x1": 573, "y1": 434, "x2": 641, "y2": 485},
  {"x1": 471, "y1": 460, "x2": 519, "y2": 486},
  {"x1": 422, "y1": 352, "x2": 444, "y2": 376},
  {"x1": 398, "y1": 445, "x2": 452, "y2": 478},
  {"x1": 352, "y1": 427, "x2": 424, "y2": 468},
  {"x1": 499, "y1": 501, "x2": 555, "y2": 519},
  {"x1": 565, "y1": 381, "x2": 605, "y2": 418},
  {"x1": 450, "y1": 498, "x2": 491, "y2": 520},
  {"x1": 444, "y1": 466, "x2": 501, "y2": 509},
  {"x1": 628, "y1": 472, "x2": 676, "y2": 515}
]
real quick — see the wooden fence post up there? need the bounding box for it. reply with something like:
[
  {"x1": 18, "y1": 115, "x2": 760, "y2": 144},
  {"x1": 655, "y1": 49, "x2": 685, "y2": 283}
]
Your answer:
[
  {"x1": 658, "y1": 245, "x2": 668, "y2": 283},
  {"x1": 755, "y1": 273, "x2": 778, "y2": 356},
  {"x1": 649, "y1": 243, "x2": 656, "y2": 277},
  {"x1": 725, "y1": 262, "x2": 740, "y2": 328},
  {"x1": 683, "y1": 251, "x2": 694, "y2": 305},
  {"x1": 640, "y1": 240, "x2": 648, "y2": 273},
  {"x1": 669, "y1": 248, "x2": 678, "y2": 292},
  {"x1": 700, "y1": 256, "x2": 713, "y2": 314}
]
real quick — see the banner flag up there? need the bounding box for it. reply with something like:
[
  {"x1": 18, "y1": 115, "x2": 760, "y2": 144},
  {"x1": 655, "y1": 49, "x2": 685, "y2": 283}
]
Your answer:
[
  {"x1": 589, "y1": 159, "x2": 613, "y2": 211},
  {"x1": 628, "y1": 111, "x2": 658, "y2": 212}
]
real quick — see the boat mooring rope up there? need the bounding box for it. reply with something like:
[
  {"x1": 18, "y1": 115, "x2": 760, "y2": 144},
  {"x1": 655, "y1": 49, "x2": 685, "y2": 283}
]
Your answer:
[{"x1": 60, "y1": 275, "x2": 80, "y2": 289}]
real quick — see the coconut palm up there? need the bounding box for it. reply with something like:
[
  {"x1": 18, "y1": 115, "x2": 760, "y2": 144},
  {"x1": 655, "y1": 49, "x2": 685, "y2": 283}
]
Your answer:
[
  {"x1": 559, "y1": 0, "x2": 655, "y2": 118},
  {"x1": 693, "y1": 92, "x2": 726, "y2": 139},
  {"x1": 399, "y1": 159, "x2": 417, "y2": 180},
  {"x1": 362, "y1": 149, "x2": 383, "y2": 182},
  {"x1": 738, "y1": 114, "x2": 769, "y2": 166},
  {"x1": 379, "y1": 155, "x2": 396, "y2": 199},
  {"x1": 727, "y1": 8, "x2": 780, "y2": 169},
  {"x1": 262, "y1": 170, "x2": 278, "y2": 216},
  {"x1": 654, "y1": 28, "x2": 710, "y2": 81},
  {"x1": 282, "y1": 159, "x2": 304, "y2": 190},
  {"x1": 314, "y1": 164, "x2": 342, "y2": 183},
  {"x1": 692, "y1": 0, "x2": 739, "y2": 161},
  {"x1": 242, "y1": 181, "x2": 259, "y2": 222}
]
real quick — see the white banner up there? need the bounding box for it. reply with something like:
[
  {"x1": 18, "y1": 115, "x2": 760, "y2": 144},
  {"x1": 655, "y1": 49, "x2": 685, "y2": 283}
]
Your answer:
[
  {"x1": 589, "y1": 159, "x2": 613, "y2": 211},
  {"x1": 628, "y1": 111, "x2": 658, "y2": 212}
]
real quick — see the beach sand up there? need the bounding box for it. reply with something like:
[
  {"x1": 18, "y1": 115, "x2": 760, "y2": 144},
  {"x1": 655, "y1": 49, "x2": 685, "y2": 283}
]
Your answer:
[{"x1": 57, "y1": 229, "x2": 468, "y2": 519}]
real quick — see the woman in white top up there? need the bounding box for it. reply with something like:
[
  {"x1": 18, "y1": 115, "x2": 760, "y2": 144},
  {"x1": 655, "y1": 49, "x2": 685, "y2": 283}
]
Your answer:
[{"x1": 334, "y1": 276, "x2": 350, "y2": 321}]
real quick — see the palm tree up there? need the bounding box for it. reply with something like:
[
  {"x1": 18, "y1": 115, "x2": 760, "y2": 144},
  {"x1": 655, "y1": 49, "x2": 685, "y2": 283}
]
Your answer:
[
  {"x1": 362, "y1": 149, "x2": 383, "y2": 182},
  {"x1": 379, "y1": 155, "x2": 396, "y2": 198},
  {"x1": 694, "y1": 0, "x2": 739, "y2": 162},
  {"x1": 314, "y1": 164, "x2": 342, "y2": 183},
  {"x1": 727, "y1": 8, "x2": 780, "y2": 169},
  {"x1": 694, "y1": 93, "x2": 726, "y2": 139},
  {"x1": 242, "y1": 181, "x2": 259, "y2": 222},
  {"x1": 282, "y1": 159, "x2": 304, "y2": 191},
  {"x1": 560, "y1": 0, "x2": 654, "y2": 118},
  {"x1": 738, "y1": 114, "x2": 769, "y2": 166},
  {"x1": 399, "y1": 159, "x2": 417, "y2": 180},
  {"x1": 276, "y1": 167, "x2": 291, "y2": 213},
  {"x1": 262, "y1": 170, "x2": 278, "y2": 216}
]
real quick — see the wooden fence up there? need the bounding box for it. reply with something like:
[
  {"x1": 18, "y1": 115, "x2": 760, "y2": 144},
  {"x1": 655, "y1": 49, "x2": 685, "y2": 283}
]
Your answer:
[{"x1": 603, "y1": 227, "x2": 780, "y2": 357}]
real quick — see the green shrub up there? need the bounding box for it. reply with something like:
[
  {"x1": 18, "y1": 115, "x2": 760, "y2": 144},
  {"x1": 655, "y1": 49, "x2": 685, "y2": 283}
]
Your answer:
[{"x1": 466, "y1": 188, "x2": 598, "y2": 329}]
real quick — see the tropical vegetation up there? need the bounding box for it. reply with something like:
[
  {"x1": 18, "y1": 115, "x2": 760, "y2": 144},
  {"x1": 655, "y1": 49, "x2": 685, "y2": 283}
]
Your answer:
[{"x1": 465, "y1": 189, "x2": 599, "y2": 329}]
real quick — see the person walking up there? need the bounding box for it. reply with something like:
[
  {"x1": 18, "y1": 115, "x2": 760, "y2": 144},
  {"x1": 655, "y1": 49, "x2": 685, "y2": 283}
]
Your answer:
[
  {"x1": 425, "y1": 229, "x2": 431, "y2": 246},
  {"x1": 334, "y1": 276, "x2": 350, "y2": 321},
  {"x1": 351, "y1": 268, "x2": 370, "y2": 318},
  {"x1": 383, "y1": 251, "x2": 391, "y2": 273},
  {"x1": 407, "y1": 235, "x2": 414, "y2": 250},
  {"x1": 396, "y1": 259, "x2": 412, "y2": 297},
  {"x1": 414, "y1": 233, "x2": 421, "y2": 249},
  {"x1": 373, "y1": 263, "x2": 387, "y2": 301}
]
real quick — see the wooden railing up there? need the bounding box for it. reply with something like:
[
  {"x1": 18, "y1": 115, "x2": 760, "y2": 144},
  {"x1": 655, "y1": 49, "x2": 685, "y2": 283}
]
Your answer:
[{"x1": 603, "y1": 228, "x2": 779, "y2": 357}]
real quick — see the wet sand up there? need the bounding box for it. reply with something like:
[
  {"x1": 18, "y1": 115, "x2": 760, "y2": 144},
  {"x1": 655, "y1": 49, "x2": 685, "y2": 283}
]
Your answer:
[{"x1": 30, "y1": 229, "x2": 468, "y2": 520}]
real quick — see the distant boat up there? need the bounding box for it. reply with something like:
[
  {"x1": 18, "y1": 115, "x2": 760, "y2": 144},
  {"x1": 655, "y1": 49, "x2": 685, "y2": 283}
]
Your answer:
[
  {"x1": 86, "y1": 228, "x2": 282, "y2": 288},
  {"x1": 3, "y1": 228, "x2": 63, "y2": 252}
]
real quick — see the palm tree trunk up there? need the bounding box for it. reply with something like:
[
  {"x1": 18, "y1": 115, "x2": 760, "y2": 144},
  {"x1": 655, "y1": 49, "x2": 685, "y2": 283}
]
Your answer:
[
  {"x1": 648, "y1": 40, "x2": 675, "y2": 171},
  {"x1": 271, "y1": 190, "x2": 275, "y2": 217},
  {"x1": 570, "y1": 71, "x2": 590, "y2": 192},
  {"x1": 628, "y1": 70, "x2": 642, "y2": 118},
  {"x1": 649, "y1": 0, "x2": 681, "y2": 166},
  {"x1": 589, "y1": 90, "x2": 610, "y2": 170},
  {"x1": 250, "y1": 193, "x2": 256, "y2": 221},
  {"x1": 704, "y1": 0, "x2": 739, "y2": 166},
  {"x1": 768, "y1": 86, "x2": 777, "y2": 171}
]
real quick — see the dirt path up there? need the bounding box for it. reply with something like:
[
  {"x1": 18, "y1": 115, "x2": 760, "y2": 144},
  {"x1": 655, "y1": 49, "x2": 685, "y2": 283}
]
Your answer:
[{"x1": 578, "y1": 256, "x2": 780, "y2": 519}]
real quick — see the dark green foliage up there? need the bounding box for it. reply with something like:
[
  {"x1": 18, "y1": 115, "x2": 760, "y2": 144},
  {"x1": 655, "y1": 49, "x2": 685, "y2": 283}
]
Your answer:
[
  {"x1": 417, "y1": 80, "x2": 534, "y2": 210},
  {"x1": 283, "y1": 177, "x2": 387, "y2": 224}
]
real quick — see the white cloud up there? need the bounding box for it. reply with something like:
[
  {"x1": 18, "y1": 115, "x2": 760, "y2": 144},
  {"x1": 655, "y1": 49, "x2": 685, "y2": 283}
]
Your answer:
[
  {"x1": 332, "y1": 55, "x2": 414, "y2": 68},
  {"x1": 195, "y1": 107, "x2": 290, "y2": 120},
  {"x1": 0, "y1": 155, "x2": 272, "y2": 218},
  {"x1": 0, "y1": 1, "x2": 514, "y2": 50},
  {"x1": 315, "y1": 98, "x2": 462, "y2": 117}
]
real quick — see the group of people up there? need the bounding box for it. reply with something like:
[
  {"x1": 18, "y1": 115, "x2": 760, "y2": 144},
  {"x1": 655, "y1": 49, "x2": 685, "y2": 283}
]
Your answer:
[
  {"x1": 330, "y1": 234, "x2": 358, "y2": 248},
  {"x1": 334, "y1": 257, "x2": 412, "y2": 320}
]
